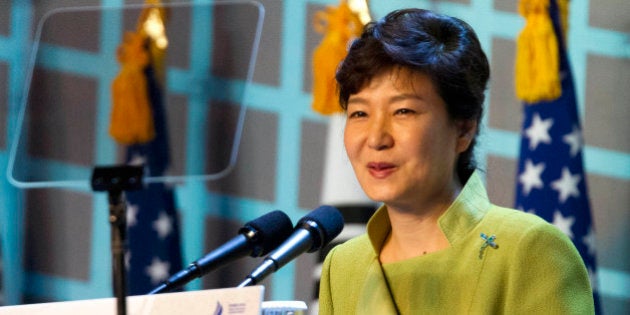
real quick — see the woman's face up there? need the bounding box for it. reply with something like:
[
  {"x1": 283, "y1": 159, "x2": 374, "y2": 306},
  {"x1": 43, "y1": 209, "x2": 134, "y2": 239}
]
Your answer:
[{"x1": 344, "y1": 68, "x2": 474, "y2": 211}]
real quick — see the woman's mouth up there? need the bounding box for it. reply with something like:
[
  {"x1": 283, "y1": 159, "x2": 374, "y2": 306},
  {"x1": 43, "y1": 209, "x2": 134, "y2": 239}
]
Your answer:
[{"x1": 367, "y1": 162, "x2": 396, "y2": 178}]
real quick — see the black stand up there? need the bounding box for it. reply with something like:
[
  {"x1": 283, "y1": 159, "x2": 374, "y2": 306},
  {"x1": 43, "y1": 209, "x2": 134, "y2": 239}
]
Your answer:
[{"x1": 91, "y1": 165, "x2": 144, "y2": 315}]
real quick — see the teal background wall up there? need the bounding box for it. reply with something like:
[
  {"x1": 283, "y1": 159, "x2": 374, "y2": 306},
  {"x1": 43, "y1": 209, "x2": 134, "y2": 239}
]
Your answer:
[{"x1": 0, "y1": 0, "x2": 628, "y2": 314}]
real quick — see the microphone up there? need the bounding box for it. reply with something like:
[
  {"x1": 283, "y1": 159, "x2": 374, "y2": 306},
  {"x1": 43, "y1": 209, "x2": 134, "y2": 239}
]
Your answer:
[
  {"x1": 237, "y1": 205, "x2": 344, "y2": 287},
  {"x1": 148, "y1": 210, "x2": 293, "y2": 294}
]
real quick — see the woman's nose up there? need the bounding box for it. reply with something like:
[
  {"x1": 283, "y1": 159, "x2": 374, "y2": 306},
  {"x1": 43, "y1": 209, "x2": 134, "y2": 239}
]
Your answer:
[{"x1": 367, "y1": 116, "x2": 393, "y2": 150}]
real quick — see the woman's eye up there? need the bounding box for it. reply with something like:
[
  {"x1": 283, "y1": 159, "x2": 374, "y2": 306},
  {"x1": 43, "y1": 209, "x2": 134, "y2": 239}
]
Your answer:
[
  {"x1": 395, "y1": 108, "x2": 415, "y2": 115},
  {"x1": 348, "y1": 111, "x2": 367, "y2": 118}
]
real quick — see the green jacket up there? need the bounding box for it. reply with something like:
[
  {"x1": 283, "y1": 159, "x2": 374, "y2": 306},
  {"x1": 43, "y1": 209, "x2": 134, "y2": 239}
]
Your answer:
[{"x1": 318, "y1": 172, "x2": 594, "y2": 314}]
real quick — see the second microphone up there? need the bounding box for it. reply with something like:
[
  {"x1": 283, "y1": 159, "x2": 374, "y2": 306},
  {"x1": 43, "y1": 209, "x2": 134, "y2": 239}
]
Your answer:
[
  {"x1": 238, "y1": 205, "x2": 344, "y2": 287},
  {"x1": 149, "y1": 210, "x2": 293, "y2": 294}
]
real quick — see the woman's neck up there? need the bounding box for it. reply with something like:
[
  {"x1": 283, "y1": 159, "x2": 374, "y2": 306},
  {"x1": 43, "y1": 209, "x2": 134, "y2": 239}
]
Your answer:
[
  {"x1": 379, "y1": 208, "x2": 449, "y2": 263},
  {"x1": 379, "y1": 184, "x2": 461, "y2": 264}
]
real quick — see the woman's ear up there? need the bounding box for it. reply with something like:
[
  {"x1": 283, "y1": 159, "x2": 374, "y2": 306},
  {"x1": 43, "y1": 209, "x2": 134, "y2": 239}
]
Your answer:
[{"x1": 455, "y1": 119, "x2": 477, "y2": 153}]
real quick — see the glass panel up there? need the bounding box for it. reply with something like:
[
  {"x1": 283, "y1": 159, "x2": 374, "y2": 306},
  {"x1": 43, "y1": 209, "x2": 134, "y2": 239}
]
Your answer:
[{"x1": 7, "y1": 0, "x2": 264, "y2": 189}]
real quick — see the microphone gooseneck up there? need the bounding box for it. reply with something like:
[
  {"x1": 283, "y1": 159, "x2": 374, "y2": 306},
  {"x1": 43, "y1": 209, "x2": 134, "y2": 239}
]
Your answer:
[
  {"x1": 238, "y1": 205, "x2": 344, "y2": 287},
  {"x1": 149, "y1": 210, "x2": 293, "y2": 294}
]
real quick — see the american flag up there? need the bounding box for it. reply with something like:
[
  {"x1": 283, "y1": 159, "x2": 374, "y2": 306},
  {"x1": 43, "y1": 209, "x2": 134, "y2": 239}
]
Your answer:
[
  {"x1": 514, "y1": 0, "x2": 600, "y2": 312},
  {"x1": 123, "y1": 63, "x2": 183, "y2": 295}
]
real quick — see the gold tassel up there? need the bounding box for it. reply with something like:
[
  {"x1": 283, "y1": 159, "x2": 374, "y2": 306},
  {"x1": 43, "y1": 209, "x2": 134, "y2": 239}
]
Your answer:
[
  {"x1": 311, "y1": 1, "x2": 365, "y2": 115},
  {"x1": 109, "y1": 0, "x2": 168, "y2": 145},
  {"x1": 109, "y1": 31, "x2": 155, "y2": 144},
  {"x1": 515, "y1": 0, "x2": 564, "y2": 103}
]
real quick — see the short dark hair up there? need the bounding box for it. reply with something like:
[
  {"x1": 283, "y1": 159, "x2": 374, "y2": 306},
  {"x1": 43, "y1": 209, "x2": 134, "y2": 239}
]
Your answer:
[{"x1": 336, "y1": 8, "x2": 490, "y2": 184}]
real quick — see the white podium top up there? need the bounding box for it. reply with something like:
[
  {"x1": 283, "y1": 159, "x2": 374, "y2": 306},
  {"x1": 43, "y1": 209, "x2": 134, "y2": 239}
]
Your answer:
[{"x1": 0, "y1": 286, "x2": 264, "y2": 315}]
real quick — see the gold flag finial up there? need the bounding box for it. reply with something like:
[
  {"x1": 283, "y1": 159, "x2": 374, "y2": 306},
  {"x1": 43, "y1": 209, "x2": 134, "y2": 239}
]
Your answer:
[{"x1": 348, "y1": 0, "x2": 372, "y2": 25}]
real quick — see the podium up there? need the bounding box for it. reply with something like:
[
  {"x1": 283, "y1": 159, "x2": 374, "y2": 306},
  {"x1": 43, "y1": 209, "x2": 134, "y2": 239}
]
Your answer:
[
  {"x1": 0, "y1": 286, "x2": 307, "y2": 315},
  {"x1": 0, "y1": 287, "x2": 263, "y2": 315},
  {"x1": 0, "y1": 286, "x2": 306, "y2": 315}
]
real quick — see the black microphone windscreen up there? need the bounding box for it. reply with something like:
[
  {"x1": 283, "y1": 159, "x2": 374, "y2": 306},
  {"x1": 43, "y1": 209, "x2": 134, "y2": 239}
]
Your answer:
[
  {"x1": 299, "y1": 205, "x2": 344, "y2": 251},
  {"x1": 243, "y1": 210, "x2": 293, "y2": 256}
]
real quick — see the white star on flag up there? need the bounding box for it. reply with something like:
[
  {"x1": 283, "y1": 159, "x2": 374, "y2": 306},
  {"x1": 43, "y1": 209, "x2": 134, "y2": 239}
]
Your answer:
[
  {"x1": 525, "y1": 113, "x2": 554, "y2": 150},
  {"x1": 552, "y1": 210, "x2": 575, "y2": 239},
  {"x1": 127, "y1": 203, "x2": 139, "y2": 227},
  {"x1": 551, "y1": 167, "x2": 581, "y2": 203},
  {"x1": 145, "y1": 257, "x2": 170, "y2": 285},
  {"x1": 128, "y1": 153, "x2": 147, "y2": 166},
  {"x1": 519, "y1": 159, "x2": 545, "y2": 195},
  {"x1": 153, "y1": 211, "x2": 173, "y2": 239},
  {"x1": 582, "y1": 227, "x2": 596, "y2": 256},
  {"x1": 125, "y1": 251, "x2": 131, "y2": 271},
  {"x1": 563, "y1": 125, "x2": 582, "y2": 157}
]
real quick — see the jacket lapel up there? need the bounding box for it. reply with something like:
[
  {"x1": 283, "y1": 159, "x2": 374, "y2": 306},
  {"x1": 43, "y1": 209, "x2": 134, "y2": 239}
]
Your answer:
[{"x1": 356, "y1": 258, "x2": 398, "y2": 315}]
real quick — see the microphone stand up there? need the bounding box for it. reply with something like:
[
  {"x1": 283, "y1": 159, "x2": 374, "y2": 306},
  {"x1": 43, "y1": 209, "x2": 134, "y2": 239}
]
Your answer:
[{"x1": 91, "y1": 165, "x2": 144, "y2": 315}]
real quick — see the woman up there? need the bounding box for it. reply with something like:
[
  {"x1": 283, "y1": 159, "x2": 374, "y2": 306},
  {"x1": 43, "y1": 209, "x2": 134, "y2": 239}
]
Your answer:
[{"x1": 318, "y1": 9, "x2": 594, "y2": 314}]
